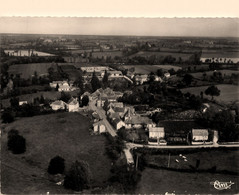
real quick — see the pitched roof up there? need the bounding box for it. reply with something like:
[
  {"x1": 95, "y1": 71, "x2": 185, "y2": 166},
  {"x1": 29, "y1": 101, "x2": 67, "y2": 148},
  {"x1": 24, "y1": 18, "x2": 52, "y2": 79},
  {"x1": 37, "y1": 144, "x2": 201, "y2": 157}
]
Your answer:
[
  {"x1": 192, "y1": 129, "x2": 209, "y2": 137},
  {"x1": 125, "y1": 115, "x2": 153, "y2": 125},
  {"x1": 68, "y1": 97, "x2": 78, "y2": 105},
  {"x1": 51, "y1": 100, "x2": 65, "y2": 106},
  {"x1": 112, "y1": 118, "x2": 124, "y2": 125},
  {"x1": 149, "y1": 127, "x2": 164, "y2": 132},
  {"x1": 108, "y1": 112, "x2": 120, "y2": 119},
  {"x1": 114, "y1": 107, "x2": 125, "y2": 113},
  {"x1": 108, "y1": 71, "x2": 122, "y2": 75},
  {"x1": 93, "y1": 120, "x2": 105, "y2": 126},
  {"x1": 92, "y1": 112, "x2": 100, "y2": 119}
]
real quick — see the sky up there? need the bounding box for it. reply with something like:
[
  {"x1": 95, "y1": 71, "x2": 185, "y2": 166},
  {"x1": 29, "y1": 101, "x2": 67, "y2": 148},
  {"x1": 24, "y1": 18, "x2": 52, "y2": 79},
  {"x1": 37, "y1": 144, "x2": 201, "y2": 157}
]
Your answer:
[{"x1": 0, "y1": 17, "x2": 238, "y2": 37}]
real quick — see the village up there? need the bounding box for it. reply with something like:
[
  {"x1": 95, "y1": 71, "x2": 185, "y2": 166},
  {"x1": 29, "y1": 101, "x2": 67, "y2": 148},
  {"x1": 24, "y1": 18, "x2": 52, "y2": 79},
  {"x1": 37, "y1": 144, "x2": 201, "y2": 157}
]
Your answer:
[{"x1": 1, "y1": 33, "x2": 239, "y2": 194}]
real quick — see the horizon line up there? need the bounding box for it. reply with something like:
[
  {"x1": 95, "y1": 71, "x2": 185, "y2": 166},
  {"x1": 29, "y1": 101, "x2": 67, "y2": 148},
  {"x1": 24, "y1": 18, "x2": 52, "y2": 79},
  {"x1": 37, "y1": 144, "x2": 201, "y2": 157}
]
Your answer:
[{"x1": 1, "y1": 32, "x2": 239, "y2": 39}]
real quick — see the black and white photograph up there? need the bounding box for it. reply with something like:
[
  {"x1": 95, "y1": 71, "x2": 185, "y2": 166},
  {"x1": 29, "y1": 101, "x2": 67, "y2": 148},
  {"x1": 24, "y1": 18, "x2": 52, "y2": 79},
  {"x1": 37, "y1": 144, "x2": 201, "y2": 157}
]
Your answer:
[{"x1": 0, "y1": 1, "x2": 239, "y2": 194}]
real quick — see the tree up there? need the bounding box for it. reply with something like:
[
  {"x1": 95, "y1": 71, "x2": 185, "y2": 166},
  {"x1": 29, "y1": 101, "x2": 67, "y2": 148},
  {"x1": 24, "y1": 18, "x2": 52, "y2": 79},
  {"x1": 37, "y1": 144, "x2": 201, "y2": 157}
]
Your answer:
[
  {"x1": 81, "y1": 95, "x2": 89, "y2": 107},
  {"x1": 205, "y1": 85, "x2": 220, "y2": 100},
  {"x1": 48, "y1": 156, "x2": 65, "y2": 175},
  {"x1": 182, "y1": 74, "x2": 193, "y2": 86},
  {"x1": 10, "y1": 97, "x2": 19, "y2": 109},
  {"x1": 55, "y1": 83, "x2": 59, "y2": 91},
  {"x1": 60, "y1": 91, "x2": 71, "y2": 103},
  {"x1": 102, "y1": 70, "x2": 108, "y2": 86},
  {"x1": 2, "y1": 111, "x2": 15, "y2": 123},
  {"x1": 91, "y1": 71, "x2": 101, "y2": 92},
  {"x1": 148, "y1": 72, "x2": 155, "y2": 83},
  {"x1": 64, "y1": 160, "x2": 92, "y2": 191},
  {"x1": 7, "y1": 130, "x2": 26, "y2": 154}
]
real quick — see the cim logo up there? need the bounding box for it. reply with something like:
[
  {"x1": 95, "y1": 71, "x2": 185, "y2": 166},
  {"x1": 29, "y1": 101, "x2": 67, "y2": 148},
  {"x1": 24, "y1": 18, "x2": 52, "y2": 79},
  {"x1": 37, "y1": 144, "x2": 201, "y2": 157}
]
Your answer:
[{"x1": 210, "y1": 180, "x2": 235, "y2": 190}]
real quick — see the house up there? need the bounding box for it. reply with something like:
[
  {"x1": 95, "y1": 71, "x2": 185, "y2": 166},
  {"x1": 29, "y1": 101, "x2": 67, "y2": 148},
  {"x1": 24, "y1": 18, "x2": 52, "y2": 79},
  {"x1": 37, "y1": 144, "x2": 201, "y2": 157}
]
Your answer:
[
  {"x1": 50, "y1": 81, "x2": 66, "y2": 88},
  {"x1": 19, "y1": 101, "x2": 28, "y2": 106},
  {"x1": 92, "y1": 111, "x2": 101, "y2": 122},
  {"x1": 105, "y1": 102, "x2": 124, "y2": 110},
  {"x1": 149, "y1": 127, "x2": 165, "y2": 139},
  {"x1": 192, "y1": 129, "x2": 209, "y2": 144},
  {"x1": 108, "y1": 70, "x2": 123, "y2": 79},
  {"x1": 114, "y1": 107, "x2": 126, "y2": 118},
  {"x1": 154, "y1": 76, "x2": 163, "y2": 82},
  {"x1": 80, "y1": 66, "x2": 110, "y2": 73},
  {"x1": 108, "y1": 112, "x2": 120, "y2": 121},
  {"x1": 134, "y1": 74, "x2": 148, "y2": 85},
  {"x1": 112, "y1": 118, "x2": 125, "y2": 130},
  {"x1": 164, "y1": 72, "x2": 170, "y2": 78},
  {"x1": 50, "y1": 81, "x2": 73, "y2": 92},
  {"x1": 124, "y1": 115, "x2": 155, "y2": 130},
  {"x1": 58, "y1": 82, "x2": 71, "y2": 92},
  {"x1": 67, "y1": 97, "x2": 79, "y2": 112},
  {"x1": 50, "y1": 100, "x2": 66, "y2": 111},
  {"x1": 148, "y1": 127, "x2": 167, "y2": 145},
  {"x1": 93, "y1": 121, "x2": 106, "y2": 134},
  {"x1": 106, "y1": 107, "x2": 115, "y2": 116}
]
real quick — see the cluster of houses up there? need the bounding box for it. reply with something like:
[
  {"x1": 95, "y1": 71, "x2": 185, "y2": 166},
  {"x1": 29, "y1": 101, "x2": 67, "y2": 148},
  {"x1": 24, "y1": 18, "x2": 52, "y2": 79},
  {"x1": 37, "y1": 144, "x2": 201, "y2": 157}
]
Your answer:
[
  {"x1": 49, "y1": 81, "x2": 78, "y2": 92},
  {"x1": 80, "y1": 66, "x2": 169, "y2": 85},
  {"x1": 80, "y1": 66, "x2": 124, "y2": 83},
  {"x1": 50, "y1": 97, "x2": 79, "y2": 112},
  {"x1": 83, "y1": 87, "x2": 219, "y2": 145}
]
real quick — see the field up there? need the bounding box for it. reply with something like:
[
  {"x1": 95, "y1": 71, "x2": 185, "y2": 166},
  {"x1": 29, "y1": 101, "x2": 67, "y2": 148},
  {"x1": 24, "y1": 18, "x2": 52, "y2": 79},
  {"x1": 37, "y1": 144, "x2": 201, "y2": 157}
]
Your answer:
[
  {"x1": 1, "y1": 112, "x2": 112, "y2": 194},
  {"x1": 190, "y1": 70, "x2": 239, "y2": 79},
  {"x1": 121, "y1": 65, "x2": 181, "y2": 74},
  {"x1": 8, "y1": 63, "x2": 57, "y2": 79},
  {"x1": 1, "y1": 91, "x2": 62, "y2": 108},
  {"x1": 91, "y1": 51, "x2": 123, "y2": 58},
  {"x1": 201, "y1": 49, "x2": 239, "y2": 58},
  {"x1": 181, "y1": 84, "x2": 239, "y2": 104},
  {"x1": 130, "y1": 51, "x2": 193, "y2": 61},
  {"x1": 136, "y1": 168, "x2": 239, "y2": 194},
  {"x1": 147, "y1": 148, "x2": 239, "y2": 173}
]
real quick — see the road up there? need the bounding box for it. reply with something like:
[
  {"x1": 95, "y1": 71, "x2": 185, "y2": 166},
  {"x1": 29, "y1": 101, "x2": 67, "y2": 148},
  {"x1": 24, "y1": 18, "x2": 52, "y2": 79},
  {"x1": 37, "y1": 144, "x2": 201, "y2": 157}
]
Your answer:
[
  {"x1": 89, "y1": 99, "x2": 117, "y2": 137},
  {"x1": 126, "y1": 142, "x2": 239, "y2": 149}
]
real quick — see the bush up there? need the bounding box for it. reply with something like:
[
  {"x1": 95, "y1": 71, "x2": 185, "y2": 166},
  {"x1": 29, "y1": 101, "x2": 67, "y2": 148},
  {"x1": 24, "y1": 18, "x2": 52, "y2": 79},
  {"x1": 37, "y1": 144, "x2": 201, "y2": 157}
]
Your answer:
[
  {"x1": 64, "y1": 160, "x2": 92, "y2": 191},
  {"x1": 7, "y1": 131, "x2": 26, "y2": 154},
  {"x1": 2, "y1": 111, "x2": 15, "y2": 123},
  {"x1": 48, "y1": 156, "x2": 65, "y2": 175}
]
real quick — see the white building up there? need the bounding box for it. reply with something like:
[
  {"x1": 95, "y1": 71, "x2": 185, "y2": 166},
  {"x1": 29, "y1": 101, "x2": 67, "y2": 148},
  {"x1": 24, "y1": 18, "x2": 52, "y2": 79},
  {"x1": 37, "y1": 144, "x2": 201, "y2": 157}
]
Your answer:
[
  {"x1": 58, "y1": 82, "x2": 71, "y2": 92},
  {"x1": 19, "y1": 101, "x2": 28, "y2": 106},
  {"x1": 50, "y1": 100, "x2": 66, "y2": 111},
  {"x1": 148, "y1": 127, "x2": 167, "y2": 145},
  {"x1": 192, "y1": 129, "x2": 209, "y2": 144},
  {"x1": 67, "y1": 97, "x2": 79, "y2": 112},
  {"x1": 93, "y1": 121, "x2": 106, "y2": 134}
]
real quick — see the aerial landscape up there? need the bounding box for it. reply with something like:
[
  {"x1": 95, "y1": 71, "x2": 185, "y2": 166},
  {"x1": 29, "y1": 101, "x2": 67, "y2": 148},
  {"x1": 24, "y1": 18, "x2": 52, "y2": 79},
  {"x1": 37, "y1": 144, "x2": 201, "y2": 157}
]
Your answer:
[{"x1": 0, "y1": 17, "x2": 239, "y2": 194}]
